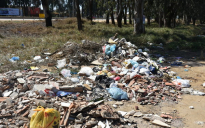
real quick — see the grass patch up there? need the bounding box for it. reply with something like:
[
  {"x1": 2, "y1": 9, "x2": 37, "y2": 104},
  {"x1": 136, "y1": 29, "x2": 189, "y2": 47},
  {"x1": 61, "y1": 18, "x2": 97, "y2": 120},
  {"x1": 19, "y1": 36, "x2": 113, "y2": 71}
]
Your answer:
[{"x1": 0, "y1": 18, "x2": 205, "y2": 72}]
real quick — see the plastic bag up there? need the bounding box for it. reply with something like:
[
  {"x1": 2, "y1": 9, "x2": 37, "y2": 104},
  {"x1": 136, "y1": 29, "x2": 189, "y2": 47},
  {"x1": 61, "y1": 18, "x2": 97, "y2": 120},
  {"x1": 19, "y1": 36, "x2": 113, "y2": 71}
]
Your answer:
[
  {"x1": 107, "y1": 87, "x2": 128, "y2": 100},
  {"x1": 172, "y1": 79, "x2": 191, "y2": 88},
  {"x1": 56, "y1": 58, "x2": 66, "y2": 69},
  {"x1": 78, "y1": 67, "x2": 94, "y2": 76},
  {"x1": 105, "y1": 44, "x2": 116, "y2": 55},
  {"x1": 61, "y1": 69, "x2": 71, "y2": 78},
  {"x1": 30, "y1": 106, "x2": 60, "y2": 128}
]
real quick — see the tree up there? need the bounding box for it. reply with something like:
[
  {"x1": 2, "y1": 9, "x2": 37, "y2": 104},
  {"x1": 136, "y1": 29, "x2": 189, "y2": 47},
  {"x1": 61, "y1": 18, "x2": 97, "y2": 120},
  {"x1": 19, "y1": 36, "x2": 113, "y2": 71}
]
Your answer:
[
  {"x1": 41, "y1": 0, "x2": 52, "y2": 27},
  {"x1": 134, "y1": 0, "x2": 144, "y2": 34},
  {"x1": 117, "y1": 0, "x2": 123, "y2": 27},
  {"x1": 76, "y1": 0, "x2": 82, "y2": 30}
]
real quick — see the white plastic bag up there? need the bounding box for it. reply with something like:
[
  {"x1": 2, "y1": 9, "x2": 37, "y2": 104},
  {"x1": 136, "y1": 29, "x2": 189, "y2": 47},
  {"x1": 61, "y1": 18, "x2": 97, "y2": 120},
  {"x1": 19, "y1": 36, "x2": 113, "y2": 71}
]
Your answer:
[
  {"x1": 57, "y1": 58, "x2": 66, "y2": 68},
  {"x1": 61, "y1": 69, "x2": 71, "y2": 78},
  {"x1": 78, "y1": 67, "x2": 94, "y2": 76},
  {"x1": 172, "y1": 79, "x2": 190, "y2": 88}
]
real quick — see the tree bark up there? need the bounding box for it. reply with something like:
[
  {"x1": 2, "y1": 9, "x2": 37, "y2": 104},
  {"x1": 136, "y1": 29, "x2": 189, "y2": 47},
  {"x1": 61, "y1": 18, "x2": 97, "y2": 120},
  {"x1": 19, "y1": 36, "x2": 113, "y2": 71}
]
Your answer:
[
  {"x1": 89, "y1": 0, "x2": 93, "y2": 23},
  {"x1": 124, "y1": 4, "x2": 127, "y2": 25},
  {"x1": 147, "y1": 16, "x2": 150, "y2": 25},
  {"x1": 73, "y1": 0, "x2": 76, "y2": 17},
  {"x1": 159, "y1": 11, "x2": 162, "y2": 27},
  {"x1": 117, "y1": 0, "x2": 123, "y2": 28},
  {"x1": 193, "y1": 18, "x2": 196, "y2": 26},
  {"x1": 134, "y1": 0, "x2": 144, "y2": 34},
  {"x1": 106, "y1": 12, "x2": 109, "y2": 24},
  {"x1": 111, "y1": 6, "x2": 115, "y2": 24},
  {"x1": 128, "y1": 1, "x2": 132, "y2": 24},
  {"x1": 41, "y1": 0, "x2": 52, "y2": 27},
  {"x1": 76, "y1": 0, "x2": 82, "y2": 30}
]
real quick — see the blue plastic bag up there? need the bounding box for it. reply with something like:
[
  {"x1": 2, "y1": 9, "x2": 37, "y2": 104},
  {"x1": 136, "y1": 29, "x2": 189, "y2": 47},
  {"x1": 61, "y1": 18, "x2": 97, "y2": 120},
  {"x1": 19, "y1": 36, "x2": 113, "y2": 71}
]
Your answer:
[
  {"x1": 56, "y1": 91, "x2": 72, "y2": 97},
  {"x1": 107, "y1": 87, "x2": 128, "y2": 100},
  {"x1": 105, "y1": 45, "x2": 116, "y2": 55}
]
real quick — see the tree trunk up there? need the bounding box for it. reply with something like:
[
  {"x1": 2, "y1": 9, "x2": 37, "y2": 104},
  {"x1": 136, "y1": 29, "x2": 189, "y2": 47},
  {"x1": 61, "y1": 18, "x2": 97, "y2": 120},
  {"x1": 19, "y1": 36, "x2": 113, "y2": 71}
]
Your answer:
[
  {"x1": 128, "y1": 2, "x2": 132, "y2": 24},
  {"x1": 89, "y1": 0, "x2": 93, "y2": 23},
  {"x1": 81, "y1": 3, "x2": 84, "y2": 17},
  {"x1": 117, "y1": 0, "x2": 123, "y2": 28},
  {"x1": 41, "y1": 0, "x2": 52, "y2": 27},
  {"x1": 134, "y1": 0, "x2": 144, "y2": 34},
  {"x1": 159, "y1": 11, "x2": 162, "y2": 27},
  {"x1": 193, "y1": 18, "x2": 196, "y2": 26},
  {"x1": 76, "y1": 0, "x2": 82, "y2": 30},
  {"x1": 147, "y1": 16, "x2": 150, "y2": 25},
  {"x1": 73, "y1": 0, "x2": 75, "y2": 17},
  {"x1": 111, "y1": 8, "x2": 115, "y2": 24},
  {"x1": 163, "y1": 11, "x2": 166, "y2": 27},
  {"x1": 186, "y1": 16, "x2": 191, "y2": 25},
  {"x1": 124, "y1": 5, "x2": 127, "y2": 25},
  {"x1": 106, "y1": 12, "x2": 109, "y2": 24},
  {"x1": 173, "y1": 16, "x2": 176, "y2": 27}
]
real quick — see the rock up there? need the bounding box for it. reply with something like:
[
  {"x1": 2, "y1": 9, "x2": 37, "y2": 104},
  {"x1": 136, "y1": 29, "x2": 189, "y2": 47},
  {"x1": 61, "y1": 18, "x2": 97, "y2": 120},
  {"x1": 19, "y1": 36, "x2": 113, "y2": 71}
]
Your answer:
[
  {"x1": 76, "y1": 113, "x2": 83, "y2": 120},
  {"x1": 22, "y1": 100, "x2": 30, "y2": 104},
  {"x1": 18, "y1": 120, "x2": 24, "y2": 126},
  {"x1": 16, "y1": 73, "x2": 22, "y2": 77},
  {"x1": 61, "y1": 102, "x2": 71, "y2": 108},
  {"x1": 6, "y1": 98, "x2": 13, "y2": 106},
  {"x1": 189, "y1": 106, "x2": 194, "y2": 109},
  {"x1": 34, "y1": 99, "x2": 46, "y2": 107},
  {"x1": 1, "y1": 109, "x2": 6, "y2": 115},
  {"x1": 10, "y1": 92, "x2": 18, "y2": 99},
  {"x1": 33, "y1": 84, "x2": 46, "y2": 92},
  {"x1": 0, "y1": 103, "x2": 6, "y2": 109},
  {"x1": 28, "y1": 109, "x2": 36, "y2": 119},
  {"x1": 133, "y1": 112, "x2": 143, "y2": 117},
  {"x1": 17, "y1": 78, "x2": 25, "y2": 84},
  {"x1": 2, "y1": 91, "x2": 13, "y2": 97},
  {"x1": 152, "y1": 119, "x2": 171, "y2": 127}
]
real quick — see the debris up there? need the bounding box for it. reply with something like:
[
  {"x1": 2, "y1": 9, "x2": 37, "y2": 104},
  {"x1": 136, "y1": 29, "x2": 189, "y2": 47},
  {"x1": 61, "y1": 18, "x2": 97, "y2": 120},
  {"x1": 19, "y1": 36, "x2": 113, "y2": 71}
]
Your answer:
[
  {"x1": 189, "y1": 106, "x2": 194, "y2": 109},
  {"x1": 152, "y1": 119, "x2": 171, "y2": 127}
]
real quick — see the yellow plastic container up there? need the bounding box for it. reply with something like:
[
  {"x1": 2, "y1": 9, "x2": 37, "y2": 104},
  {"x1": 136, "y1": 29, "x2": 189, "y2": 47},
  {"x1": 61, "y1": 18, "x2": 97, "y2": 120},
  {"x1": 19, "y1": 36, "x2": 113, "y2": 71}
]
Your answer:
[{"x1": 39, "y1": 13, "x2": 45, "y2": 18}]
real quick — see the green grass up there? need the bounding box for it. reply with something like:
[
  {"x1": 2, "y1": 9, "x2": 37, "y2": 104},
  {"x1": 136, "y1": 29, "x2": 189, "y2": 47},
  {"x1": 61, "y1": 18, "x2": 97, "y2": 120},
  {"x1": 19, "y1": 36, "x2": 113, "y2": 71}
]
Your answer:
[{"x1": 0, "y1": 18, "x2": 205, "y2": 72}]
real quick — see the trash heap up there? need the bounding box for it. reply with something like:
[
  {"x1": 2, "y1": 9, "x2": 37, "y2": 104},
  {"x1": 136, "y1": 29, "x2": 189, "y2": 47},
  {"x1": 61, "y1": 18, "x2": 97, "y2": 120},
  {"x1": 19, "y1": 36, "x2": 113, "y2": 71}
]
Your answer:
[{"x1": 0, "y1": 35, "x2": 204, "y2": 128}]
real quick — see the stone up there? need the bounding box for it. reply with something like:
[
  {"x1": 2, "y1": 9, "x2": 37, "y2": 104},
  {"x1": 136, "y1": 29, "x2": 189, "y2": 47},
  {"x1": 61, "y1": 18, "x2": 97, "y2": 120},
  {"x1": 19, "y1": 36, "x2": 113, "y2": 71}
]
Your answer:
[
  {"x1": 0, "y1": 103, "x2": 6, "y2": 109},
  {"x1": 1, "y1": 109, "x2": 6, "y2": 115},
  {"x1": 17, "y1": 78, "x2": 25, "y2": 84},
  {"x1": 133, "y1": 112, "x2": 143, "y2": 117},
  {"x1": 6, "y1": 98, "x2": 13, "y2": 106},
  {"x1": 34, "y1": 99, "x2": 46, "y2": 107},
  {"x1": 61, "y1": 102, "x2": 71, "y2": 108},
  {"x1": 16, "y1": 73, "x2": 22, "y2": 77},
  {"x1": 76, "y1": 113, "x2": 83, "y2": 120},
  {"x1": 33, "y1": 84, "x2": 46, "y2": 91},
  {"x1": 28, "y1": 109, "x2": 36, "y2": 118},
  {"x1": 18, "y1": 120, "x2": 24, "y2": 126},
  {"x1": 22, "y1": 100, "x2": 30, "y2": 104},
  {"x1": 189, "y1": 106, "x2": 194, "y2": 109},
  {"x1": 9, "y1": 92, "x2": 18, "y2": 99},
  {"x1": 2, "y1": 91, "x2": 13, "y2": 97},
  {"x1": 152, "y1": 119, "x2": 171, "y2": 128}
]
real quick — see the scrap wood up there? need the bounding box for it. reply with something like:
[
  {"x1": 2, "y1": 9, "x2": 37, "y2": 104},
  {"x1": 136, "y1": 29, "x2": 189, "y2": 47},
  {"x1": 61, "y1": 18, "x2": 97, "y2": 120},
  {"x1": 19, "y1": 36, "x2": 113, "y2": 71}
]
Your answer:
[
  {"x1": 60, "y1": 108, "x2": 68, "y2": 125},
  {"x1": 17, "y1": 105, "x2": 30, "y2": 114},
  {"x1": 22, "y1": 110, "x2": 29, "y2": 117},
  {"x1": 64, "y1": 103, "x2": 74, "y2": 126}
]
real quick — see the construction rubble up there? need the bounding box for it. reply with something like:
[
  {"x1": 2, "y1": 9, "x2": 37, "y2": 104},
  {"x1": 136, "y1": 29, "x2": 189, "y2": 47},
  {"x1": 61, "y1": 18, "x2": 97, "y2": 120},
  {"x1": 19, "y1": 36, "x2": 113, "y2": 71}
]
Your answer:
[{"x1": 0, "y1": 34, "x2": 204, "y2": 128}]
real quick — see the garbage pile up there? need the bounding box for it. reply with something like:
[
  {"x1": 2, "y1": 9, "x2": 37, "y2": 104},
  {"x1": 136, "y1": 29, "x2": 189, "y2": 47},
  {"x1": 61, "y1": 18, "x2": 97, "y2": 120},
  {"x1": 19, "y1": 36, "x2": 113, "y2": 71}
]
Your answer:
[{"x1": 0, "y1": 35, "x2": 204, "y2": 127}]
